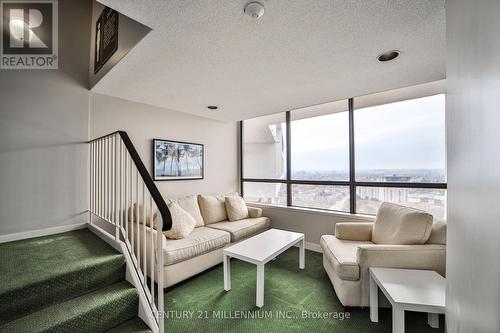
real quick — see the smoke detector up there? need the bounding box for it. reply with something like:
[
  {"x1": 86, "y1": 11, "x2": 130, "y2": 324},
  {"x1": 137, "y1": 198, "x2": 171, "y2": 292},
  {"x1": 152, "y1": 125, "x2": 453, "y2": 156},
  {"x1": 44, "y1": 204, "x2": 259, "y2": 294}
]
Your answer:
[{"x1": 244, "y1": 2, "x2": 265, "y2": 20}]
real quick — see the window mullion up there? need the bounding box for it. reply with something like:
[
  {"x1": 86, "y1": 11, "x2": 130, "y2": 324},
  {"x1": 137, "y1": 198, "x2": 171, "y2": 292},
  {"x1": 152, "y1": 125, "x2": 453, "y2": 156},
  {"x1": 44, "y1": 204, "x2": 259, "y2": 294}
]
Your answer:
[
  {"x1": 348, "y1": 98, "x2": 356, "y2": 214},
  {"x1": 286, "y1": 111, "x2": 292, "y2": 206}
]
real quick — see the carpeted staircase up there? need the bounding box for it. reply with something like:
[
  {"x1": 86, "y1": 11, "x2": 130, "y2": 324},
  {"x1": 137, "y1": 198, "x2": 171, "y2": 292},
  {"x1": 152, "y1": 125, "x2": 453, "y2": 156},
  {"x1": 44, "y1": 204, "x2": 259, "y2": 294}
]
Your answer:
[{"x1": 0, "y1": 229, "x2": 152, "y2": 333}]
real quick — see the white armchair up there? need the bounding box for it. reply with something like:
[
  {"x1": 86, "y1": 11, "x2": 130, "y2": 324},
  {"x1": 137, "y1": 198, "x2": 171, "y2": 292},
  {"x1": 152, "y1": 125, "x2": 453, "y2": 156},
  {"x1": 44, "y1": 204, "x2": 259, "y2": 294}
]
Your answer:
[{"x1": 321, "y1": 203, "x2": 446, "y2": 307}]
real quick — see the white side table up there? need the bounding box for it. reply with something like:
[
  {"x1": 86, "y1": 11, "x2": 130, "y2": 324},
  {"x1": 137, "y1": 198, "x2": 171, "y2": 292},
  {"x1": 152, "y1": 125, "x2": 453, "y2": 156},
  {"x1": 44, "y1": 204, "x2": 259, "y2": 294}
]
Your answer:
[{"x1": 369, "y1": 267, "x2": 445, "y2": 333}]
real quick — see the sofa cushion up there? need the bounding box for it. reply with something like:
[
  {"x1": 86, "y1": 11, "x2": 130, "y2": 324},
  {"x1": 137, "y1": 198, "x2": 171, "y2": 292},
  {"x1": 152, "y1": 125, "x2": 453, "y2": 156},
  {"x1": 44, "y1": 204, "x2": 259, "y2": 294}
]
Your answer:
[
  {"x1": 206, "y1": 217, "x2": 270, "y2": 242},
  {"x1": 198, "y1": 194, "x2": 229, "y2": 224},
  {"x1": 164, "y1": 203, "x2": 196, "y2": 240},
  {"x1": 225, "y1": 196, "x2": 249, "y2": 221},
  {"x1": 426, "y1": 221, "x2": 447, "y2": 245},
  {"x1": 163, "y1": 227, "x2": 230, "y2": 266},
  {"x1": 320, "y1": 235, "x2": 372, "y2": 281},
  {"x1": 372, "y1": 202, "x2": 433, "y2": 245},
  {"x1": 167, "y1": 195, "x2": 204, "y2": 227},
  {"x1": 247, "y1": 206, "x2": 262, "y2": 218}
]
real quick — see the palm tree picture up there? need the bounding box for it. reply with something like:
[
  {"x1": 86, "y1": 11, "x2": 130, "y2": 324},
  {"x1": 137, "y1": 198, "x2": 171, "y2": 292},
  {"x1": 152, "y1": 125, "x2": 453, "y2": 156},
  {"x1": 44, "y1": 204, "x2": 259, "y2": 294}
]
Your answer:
[{"x1": 153, "y1": 139, "x2": 204, "y2": 180}]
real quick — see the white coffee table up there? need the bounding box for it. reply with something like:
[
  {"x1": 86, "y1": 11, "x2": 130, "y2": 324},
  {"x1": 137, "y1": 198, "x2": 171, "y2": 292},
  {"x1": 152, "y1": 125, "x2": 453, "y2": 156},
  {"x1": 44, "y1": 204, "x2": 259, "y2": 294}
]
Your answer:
[
  {"x1": 369, "y1": 267, "x2": 445, "y2": 333},
  {"x1": 223, "y1": 228, "x2": 305, "y2": 308}
]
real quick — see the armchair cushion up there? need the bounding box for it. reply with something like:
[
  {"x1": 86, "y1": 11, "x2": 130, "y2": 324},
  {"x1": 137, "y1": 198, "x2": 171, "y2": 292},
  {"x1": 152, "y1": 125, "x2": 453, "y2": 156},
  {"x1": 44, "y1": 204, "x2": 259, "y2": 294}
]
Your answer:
[
  {"x1": 320, "y1": 235, "x2": 372, "y2": 281},
  {"x1": 372, "y1": 202, "x2": 433, "y2": 245},
  {"x1": 335, "y1": 222, "x2": 374, "y2": 241}
]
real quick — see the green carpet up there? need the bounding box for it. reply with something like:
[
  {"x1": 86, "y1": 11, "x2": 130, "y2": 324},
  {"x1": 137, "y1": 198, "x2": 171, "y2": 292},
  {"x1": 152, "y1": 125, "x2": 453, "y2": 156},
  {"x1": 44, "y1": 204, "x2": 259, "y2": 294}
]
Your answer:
[
  {"x1": 164, "y1": 248, "x2": 444, "y2": 333},
  {"x1": 0, "y1": 229, "x2": 151, "y2": 333}
]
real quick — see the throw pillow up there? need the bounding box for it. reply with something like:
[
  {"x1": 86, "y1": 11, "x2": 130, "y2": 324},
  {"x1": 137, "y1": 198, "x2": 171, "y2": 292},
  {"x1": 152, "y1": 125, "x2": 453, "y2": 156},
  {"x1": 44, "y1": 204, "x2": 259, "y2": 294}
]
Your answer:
[
  {"x1": 225, "y1": 196, "x2": 249, "y2": 221},
  {"x1": 167, "y1": 195, "x2": 205, "y2": 227},
  {"x1": 198, "y1": 194, "x2": 229, "y2": 224},
  {"x1": 164, "y1": 202, "x2": 196, "y2": 239}
]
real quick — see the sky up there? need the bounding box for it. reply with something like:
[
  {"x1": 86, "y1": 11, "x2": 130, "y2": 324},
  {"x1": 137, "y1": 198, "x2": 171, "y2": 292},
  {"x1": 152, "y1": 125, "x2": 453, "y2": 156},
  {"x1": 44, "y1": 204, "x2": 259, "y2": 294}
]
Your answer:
[{"x1": 290, "y1": 94, "x2": 446, "y2": 171}]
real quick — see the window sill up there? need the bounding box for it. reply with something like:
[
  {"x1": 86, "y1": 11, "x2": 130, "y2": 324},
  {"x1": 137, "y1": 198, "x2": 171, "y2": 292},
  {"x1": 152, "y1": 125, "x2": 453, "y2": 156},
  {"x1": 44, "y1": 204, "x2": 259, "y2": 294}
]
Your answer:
[{"x1": 246, "y1": 202, "x2": 376, "y2": 221}]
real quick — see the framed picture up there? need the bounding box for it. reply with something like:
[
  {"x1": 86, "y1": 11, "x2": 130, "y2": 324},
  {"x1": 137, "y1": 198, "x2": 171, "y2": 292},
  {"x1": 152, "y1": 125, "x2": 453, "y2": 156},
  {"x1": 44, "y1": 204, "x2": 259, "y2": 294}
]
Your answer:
[
  {"x1": 94, "y1": 6, "x2": 119, "y2": 74},
  {"x1": 153, "y1": 139, "x2": 204, "y2": 181}
]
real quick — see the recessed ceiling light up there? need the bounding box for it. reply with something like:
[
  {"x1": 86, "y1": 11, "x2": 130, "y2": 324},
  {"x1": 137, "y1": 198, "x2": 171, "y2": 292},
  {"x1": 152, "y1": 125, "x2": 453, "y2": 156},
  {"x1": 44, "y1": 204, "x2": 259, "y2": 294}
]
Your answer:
[
  {"x1": 207, "y1": 105, "x2": 218, "y2": 110},
  {"x1": 377, "y1": 50, "x2": 400, "y2": 62},
  {"x1": 244, "y1": 2, "x2": 265, "y2": 19}
]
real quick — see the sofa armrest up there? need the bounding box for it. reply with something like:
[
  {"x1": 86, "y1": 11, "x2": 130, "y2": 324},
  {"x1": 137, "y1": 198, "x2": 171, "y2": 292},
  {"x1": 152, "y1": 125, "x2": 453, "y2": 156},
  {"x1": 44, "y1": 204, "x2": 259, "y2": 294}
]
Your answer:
[
  {"x1": 356, "y1": 244, "x2": 446, "y2": 276},
  {"x1": 335, "y1": 222, "x2": 374, "y2": 241},
  {"x1": 247, "y1": 206, "x2": 263, "y2": 218}
]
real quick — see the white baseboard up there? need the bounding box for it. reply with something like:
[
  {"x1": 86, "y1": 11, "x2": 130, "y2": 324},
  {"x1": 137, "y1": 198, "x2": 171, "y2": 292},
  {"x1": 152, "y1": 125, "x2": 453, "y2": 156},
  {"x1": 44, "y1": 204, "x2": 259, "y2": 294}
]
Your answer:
[
  {"x1": 0, "y1": 223, "x2": 88, "y2": 243},
  {"x1": 305, "y1": 241, "x2": 323, "y2": 253},
  {"x1": 294, "y1": 241, "x2": 322, "y2": 253}
]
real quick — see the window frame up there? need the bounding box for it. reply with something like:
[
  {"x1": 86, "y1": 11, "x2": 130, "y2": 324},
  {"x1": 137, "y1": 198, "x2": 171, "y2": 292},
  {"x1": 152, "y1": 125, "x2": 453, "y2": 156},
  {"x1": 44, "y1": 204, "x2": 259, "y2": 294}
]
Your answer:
[{"x1": 240, "y1": 96, "x2": 447, "y2": 215}]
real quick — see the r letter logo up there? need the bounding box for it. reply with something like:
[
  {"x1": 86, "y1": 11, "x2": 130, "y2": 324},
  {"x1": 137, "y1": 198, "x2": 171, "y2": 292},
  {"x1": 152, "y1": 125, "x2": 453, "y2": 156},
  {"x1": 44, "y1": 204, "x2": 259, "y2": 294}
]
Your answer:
[{"x1": 1, "y1": 0, "x2": 58, "y2": 69}]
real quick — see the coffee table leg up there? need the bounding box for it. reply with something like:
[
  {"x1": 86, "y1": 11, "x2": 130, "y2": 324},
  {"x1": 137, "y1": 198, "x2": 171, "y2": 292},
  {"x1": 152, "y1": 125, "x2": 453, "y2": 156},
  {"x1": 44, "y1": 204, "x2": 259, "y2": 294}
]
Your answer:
[
  {"x1": 299, "y1": 238, "x2": 305, "y2": 269},
  {"x1": 369, "y1": 272, "x2": 378, "y2": 322},
  {"x1": 392, "y1": 306, "x2": 404, "y2": 333},
  {"x1": 427, "y1": 313, "x2": 439, "y2": 328},
  {"x1": 223, "y1": 254, "x2": 231, "y2": 291},
  {"x1": 256, "y1": 264, "x2": 264, "y2": 308}
]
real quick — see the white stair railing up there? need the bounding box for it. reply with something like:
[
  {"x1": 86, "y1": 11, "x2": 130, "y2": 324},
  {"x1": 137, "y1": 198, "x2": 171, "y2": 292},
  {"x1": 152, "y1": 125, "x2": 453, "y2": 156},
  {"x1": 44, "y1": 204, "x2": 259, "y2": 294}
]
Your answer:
[{"x1": 89, "y1": 131, "x2": 170, "y2": 333}]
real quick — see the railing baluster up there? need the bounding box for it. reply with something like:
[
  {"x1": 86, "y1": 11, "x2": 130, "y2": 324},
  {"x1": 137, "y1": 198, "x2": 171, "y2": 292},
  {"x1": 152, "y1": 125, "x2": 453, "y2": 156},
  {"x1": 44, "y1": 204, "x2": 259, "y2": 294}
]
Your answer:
[
  {"x1": 100, "y1": 139, "x2": 103, "y2": 218},
  {"x1": 114, "y1": 135, "x2": 119, "y2": 240},
  {"x1": 130, "y1": 156, "x2": 134, "y2": 257},
  {"x1": 143, "y1": 183, "x2": 147, "y2": 285},
  {"x1": 102, "y1": 139, "x2": 108, "y2": 218},
  {"x1": 150, "y1": 198, "x2": 155, "y2": 306},
  {"x1": 158, "y1": 220, "x2": 164, "y2": 333},
  {"x1": 136, "y1": 170, "x2": 140, "y2": 274},
  {"x1": 90, "y1": 142, "x2": 93, "y2": 221},
  {"x1": 124, "y1": 144, "x2": 128, "y2": 236},
  {"x1": 119, "y1": 139, "x2": 123, "y2": 233},
  {"x1": 108, "y1": 137, "x2": 112, "y2": 221},
  {"x1": 106, "y1": 137, "x2": 109, "y2": 220},
  {"x1": 90, "y1": 142, "x2": 97, "y2": 222}
]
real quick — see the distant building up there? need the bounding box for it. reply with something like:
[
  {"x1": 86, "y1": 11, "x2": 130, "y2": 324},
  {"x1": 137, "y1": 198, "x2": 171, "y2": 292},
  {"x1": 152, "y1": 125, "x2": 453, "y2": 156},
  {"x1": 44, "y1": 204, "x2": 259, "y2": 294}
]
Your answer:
[{"x1": 358, "y1": 175, "x2": 410, "y2": 203}]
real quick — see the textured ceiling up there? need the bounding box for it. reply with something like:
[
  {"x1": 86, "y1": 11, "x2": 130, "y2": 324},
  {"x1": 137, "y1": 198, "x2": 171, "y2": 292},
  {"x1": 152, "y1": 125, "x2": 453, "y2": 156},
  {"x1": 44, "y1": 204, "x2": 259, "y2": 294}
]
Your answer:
[{"x1": 94, "y1": 0, "x2": 445, "y2": 122}]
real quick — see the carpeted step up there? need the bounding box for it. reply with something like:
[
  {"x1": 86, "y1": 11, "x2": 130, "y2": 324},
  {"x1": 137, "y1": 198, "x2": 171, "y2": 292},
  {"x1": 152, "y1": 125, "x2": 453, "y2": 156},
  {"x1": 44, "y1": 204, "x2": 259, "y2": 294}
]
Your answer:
[
  {"x1": 0, "y1": 281, "x2": 139, "y2": 333},
  {"x1": 106, "y1": 317, "x2": 153, "y2": 333},
  {"x1": 0, "y1": 229, "x2": 126, "y2": 324}
]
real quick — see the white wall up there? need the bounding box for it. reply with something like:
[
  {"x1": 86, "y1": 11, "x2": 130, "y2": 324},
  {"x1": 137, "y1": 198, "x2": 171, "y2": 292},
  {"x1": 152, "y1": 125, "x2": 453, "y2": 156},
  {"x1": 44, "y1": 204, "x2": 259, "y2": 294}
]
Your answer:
[
  {"x1": 255, "y1": 204, "x2": 373, "y2": 245},
  {"x1": 446, "y1": 0, "x2": 500, "y2": 332},
  {"x1": 90, "y1": 93, "x2": 239, "y2": 199},
  {"x1": 0, "y1": 0, "x2": 91, "y2": 236}
]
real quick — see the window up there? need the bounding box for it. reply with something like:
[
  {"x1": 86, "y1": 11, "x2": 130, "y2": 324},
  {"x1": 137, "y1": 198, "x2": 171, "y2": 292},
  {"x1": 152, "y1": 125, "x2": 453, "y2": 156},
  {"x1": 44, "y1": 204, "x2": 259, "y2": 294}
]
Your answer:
[
  {"x1": 292, "y1": 184, "x2": 350, "y2": 212},
  {"x1": 355, "y1": 95, "x2": 446, "y2": 183},
  {"x1": 291, "y1": 100, "x2": 349, "y2": 181},
  {"x1": 242, "y1": 113, "x2": 287, "y2": 179},
  {"x1": 241, "y1": 91, "x2": 447, "y2": 219},
  {"x1": 356, "y1": 187, "x2": 446, "y2": 221},
  {"x1": 243, "y1": 182, "x2": 287, "y2": 206}
]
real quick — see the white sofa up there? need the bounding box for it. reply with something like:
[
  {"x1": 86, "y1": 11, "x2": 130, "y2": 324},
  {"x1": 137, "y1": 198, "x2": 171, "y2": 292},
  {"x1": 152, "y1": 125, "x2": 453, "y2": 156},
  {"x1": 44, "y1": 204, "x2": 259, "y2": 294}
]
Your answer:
[
  {"x1": 321, "y1": 202, "x2": 446, "y2": 307},
  {"x1": 130, "y1": 194, "x2": 270, "y2": 288}
]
